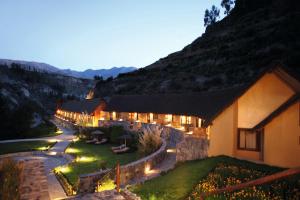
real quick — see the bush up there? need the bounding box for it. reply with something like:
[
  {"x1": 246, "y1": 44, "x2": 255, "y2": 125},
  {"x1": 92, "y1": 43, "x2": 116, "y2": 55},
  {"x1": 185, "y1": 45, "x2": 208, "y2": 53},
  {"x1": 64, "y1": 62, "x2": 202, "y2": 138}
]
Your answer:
[
  {"x1": 138, "y1": 126, "x2": 162, "y2": 156},
  {"x1": 0, "y1": 158, "x2": 22, "y2": 200},
  {"x1": 110, "y1": 126, "x2": 125, "y2": 144}
]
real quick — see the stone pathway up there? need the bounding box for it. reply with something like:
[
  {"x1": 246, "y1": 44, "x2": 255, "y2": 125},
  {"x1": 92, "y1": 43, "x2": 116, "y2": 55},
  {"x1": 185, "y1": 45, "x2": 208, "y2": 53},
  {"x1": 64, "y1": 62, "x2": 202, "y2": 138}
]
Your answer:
[
  {"x1": 20, "y1": 159, "x2": 50, "y2": 200},
  {"x1": 3, "y1": 120, "x2": 76, "y2": 200}
]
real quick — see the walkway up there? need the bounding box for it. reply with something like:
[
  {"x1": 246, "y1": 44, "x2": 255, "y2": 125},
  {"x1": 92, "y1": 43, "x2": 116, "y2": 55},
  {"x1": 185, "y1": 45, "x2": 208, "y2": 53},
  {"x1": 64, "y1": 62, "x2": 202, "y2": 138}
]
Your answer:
[{"x1": 2, "y1": 120, "x2": 76, "y2": 200}]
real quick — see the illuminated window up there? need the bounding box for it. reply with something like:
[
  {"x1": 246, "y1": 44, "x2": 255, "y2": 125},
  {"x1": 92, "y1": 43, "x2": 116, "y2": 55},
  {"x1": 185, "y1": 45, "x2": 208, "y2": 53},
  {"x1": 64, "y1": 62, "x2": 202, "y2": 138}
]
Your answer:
[
  {"x1": 180, "y1": 116, "x2": 186, "y2": 125},
  {"x1": 153, "y1": 114, "x2": 158, "y2": 120},
  {"x1": 197, "y1": 118, "x2": 202, "y2": 128},
  {"x1": 165, "y1": 114, "x2": 172, "y2": 123},
  {"x1": 147, "y1": 113, "x2": 154, "y2": 123},
  {"x1": 129, "y1": 113, "x2": 134, "y2": 120},
  {"x1": 238, "y1": 129, "x2": 262, "y2": 151},
  {"x1": 186, "y1": 116, "x2": 191, "y2": 124}
]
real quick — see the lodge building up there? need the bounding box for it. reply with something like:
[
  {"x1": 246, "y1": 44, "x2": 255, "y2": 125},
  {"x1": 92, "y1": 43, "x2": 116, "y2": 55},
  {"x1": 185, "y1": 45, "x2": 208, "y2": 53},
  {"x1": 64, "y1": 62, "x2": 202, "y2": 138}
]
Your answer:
[{"x1": 56, "y1": 66, "x2": 300, "y2": 168}]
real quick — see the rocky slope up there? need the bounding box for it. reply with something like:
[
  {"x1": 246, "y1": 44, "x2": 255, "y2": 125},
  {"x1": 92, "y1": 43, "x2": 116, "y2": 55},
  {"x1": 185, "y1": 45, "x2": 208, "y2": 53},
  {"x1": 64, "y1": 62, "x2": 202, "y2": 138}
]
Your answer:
[
  {"x1": 0, "y1": 64, "x2": 94, "y2": 114},
  {"x1": 94, "y1": 0, "x2": 300, "y2": 97}
]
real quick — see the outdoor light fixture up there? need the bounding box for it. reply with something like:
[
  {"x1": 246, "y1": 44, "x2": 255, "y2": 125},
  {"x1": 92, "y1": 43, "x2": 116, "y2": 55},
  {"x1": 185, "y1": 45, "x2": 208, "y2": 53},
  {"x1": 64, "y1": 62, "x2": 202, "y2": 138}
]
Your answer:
[
  {"x1": 49, "y1": 151, "x2": 57, "y2": 155},
  {"x1": 144, "y1": 164, "x2": 151, "y2": 174},
  {"x1": 75, "y1": 156, "x2": 94, "y2": 163},
  {"x1": 65, "y1": 148, "x2": 80, "y2": 153},
  {"x1": 167, "y1": 149, "x2": 176, "y2": 153}
]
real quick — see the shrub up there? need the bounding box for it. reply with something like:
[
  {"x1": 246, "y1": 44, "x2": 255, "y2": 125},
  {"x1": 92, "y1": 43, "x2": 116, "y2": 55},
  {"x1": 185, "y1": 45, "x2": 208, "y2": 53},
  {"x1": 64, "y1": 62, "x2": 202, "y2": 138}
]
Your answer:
[
  {"x1": 96, "y1": 176, "x2": 116, "y2": 192},
  {"x1": 110, "y1": 126, "x2": 125, "y2": 144},
  {"x1": 138, "y1": 126, "x2": 162, "y2": 156},
  {"x1": 0, "y1": 158, "x2": 22, "y2": 200}
]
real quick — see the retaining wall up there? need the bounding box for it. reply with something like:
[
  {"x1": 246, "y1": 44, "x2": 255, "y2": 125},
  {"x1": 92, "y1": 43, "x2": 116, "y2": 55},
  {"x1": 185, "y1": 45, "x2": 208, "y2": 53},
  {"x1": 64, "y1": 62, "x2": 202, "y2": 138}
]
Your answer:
[{"x1": 78, "y1": 139, "x2": 167, "y2": 193}]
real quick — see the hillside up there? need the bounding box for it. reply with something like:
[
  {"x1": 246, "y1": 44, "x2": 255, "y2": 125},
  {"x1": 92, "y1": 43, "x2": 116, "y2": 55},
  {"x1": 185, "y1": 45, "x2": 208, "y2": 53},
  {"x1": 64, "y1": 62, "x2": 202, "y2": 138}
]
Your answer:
[
  {"x1": 0, "y1": 59, "x2": 136, "y2": 79},
  {"x1": 0, "y1": 64, "x2": 94, "y2": 113},
  {"x1": 0, "y1": 64, "x2": 95, "y2": 139},
  {"x1": 94, "y1": 0, "x2": 300, "y2": 97}
]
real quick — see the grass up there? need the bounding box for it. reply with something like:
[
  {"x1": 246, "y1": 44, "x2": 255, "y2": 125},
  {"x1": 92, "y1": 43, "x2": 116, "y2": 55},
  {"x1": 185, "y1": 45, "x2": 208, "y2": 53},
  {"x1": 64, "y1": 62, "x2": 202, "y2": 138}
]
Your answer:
[
  {"x1": 0, "y1": 141, "x2": 56, "y2": 155},
  {"x1": 130, "y1": 157, "x2": 222, "y2": 200},
  {"x1": 0, "y1": 121, "x2": 61, "y2": 140},
  {"x1": 130, "y1": 156, "x2": 287, "y2": 200},
  {"x1": 62, "y1": 140, "x2": 139, "y2": 186},
  {"x1": 23, "y1": 122, "x2": 61, "y2": 138}
]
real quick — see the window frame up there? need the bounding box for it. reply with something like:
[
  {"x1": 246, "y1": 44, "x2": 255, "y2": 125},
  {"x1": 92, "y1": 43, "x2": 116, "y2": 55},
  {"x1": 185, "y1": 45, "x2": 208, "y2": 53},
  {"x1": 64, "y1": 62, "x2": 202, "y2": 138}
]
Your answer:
[{"x1": 237, "y1": 128, "x2": 262, "y2": 152}]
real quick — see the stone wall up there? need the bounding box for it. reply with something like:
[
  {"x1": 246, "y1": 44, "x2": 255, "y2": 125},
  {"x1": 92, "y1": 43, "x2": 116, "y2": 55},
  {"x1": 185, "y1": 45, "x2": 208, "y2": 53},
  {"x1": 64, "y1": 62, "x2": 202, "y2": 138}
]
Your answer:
[
  {"x1": 119, "y1": 138, "x2": 167, "y2": 186},
  {"x1": 77, "y1": 139, "x2": 167, "y2": 193},
  {"x1": 176, "y1": 135, "x2": 209, "y2": 162}
]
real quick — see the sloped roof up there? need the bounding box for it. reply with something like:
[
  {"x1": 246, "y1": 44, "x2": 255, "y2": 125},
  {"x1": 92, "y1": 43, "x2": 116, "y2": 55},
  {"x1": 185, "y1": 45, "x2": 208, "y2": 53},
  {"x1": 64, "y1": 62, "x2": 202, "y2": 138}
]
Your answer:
[
  {"x1": 60, "y1": 98, "x2": 102, "y2": 114},
  {"x1": 104, "y1": 86, "x2": 246, "y2": 122}
]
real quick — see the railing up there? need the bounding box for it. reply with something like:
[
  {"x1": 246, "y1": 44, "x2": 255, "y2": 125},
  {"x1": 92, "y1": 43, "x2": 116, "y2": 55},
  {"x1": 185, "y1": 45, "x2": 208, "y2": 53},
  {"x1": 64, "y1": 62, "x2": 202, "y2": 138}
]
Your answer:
[{"x1": 199, "y1": 167, "x2": 300, "y2": 199}]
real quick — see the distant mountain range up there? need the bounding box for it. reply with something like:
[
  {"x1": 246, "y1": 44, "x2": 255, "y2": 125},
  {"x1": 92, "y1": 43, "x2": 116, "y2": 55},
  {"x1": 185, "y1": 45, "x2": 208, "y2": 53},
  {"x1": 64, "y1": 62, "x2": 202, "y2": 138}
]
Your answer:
[{"x1": 0, "y1": 59, "x2": 137, "y2": 79}]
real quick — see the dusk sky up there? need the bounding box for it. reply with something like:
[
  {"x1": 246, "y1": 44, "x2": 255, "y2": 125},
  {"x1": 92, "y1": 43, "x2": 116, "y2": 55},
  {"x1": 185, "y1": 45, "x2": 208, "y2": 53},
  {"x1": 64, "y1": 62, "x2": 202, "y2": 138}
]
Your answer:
[{"x1": 0, "y1": 0, "x2": 221, "y2": 70}]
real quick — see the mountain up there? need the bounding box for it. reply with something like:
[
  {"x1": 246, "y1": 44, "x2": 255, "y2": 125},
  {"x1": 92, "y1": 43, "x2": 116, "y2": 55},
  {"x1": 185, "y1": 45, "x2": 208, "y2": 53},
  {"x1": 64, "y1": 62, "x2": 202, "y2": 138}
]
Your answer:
[
  {"x1": 0, "y1": 59, "x2": 137, "y2": 79},
  {"x1": 61, "y1": 67, "x2": 137, "y2": 79},
  {"x1": 94, "y1": 0, "x2": 300, "y2": 97},
  {"x1": 0, "y1": 59, "x2": 62, "y2": 74}
]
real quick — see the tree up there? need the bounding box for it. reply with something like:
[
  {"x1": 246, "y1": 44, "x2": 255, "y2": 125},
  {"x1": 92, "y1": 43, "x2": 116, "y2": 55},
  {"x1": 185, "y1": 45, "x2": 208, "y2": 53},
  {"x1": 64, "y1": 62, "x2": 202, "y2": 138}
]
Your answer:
[
  {"x1": 94, "y1": 75, "x2": 103, "y2": 81},
  {"x1": 221, "y1": 0, "x2": 235, "y2": 15},
  {"x1": 204, "y1": 5, "x2": 220, "y2": 27}
]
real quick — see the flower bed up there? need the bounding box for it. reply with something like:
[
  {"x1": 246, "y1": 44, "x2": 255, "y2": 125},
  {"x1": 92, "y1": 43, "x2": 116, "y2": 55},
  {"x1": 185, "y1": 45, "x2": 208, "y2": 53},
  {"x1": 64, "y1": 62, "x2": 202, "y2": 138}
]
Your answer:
[{"x1": 189, "y1": 163, "x2": 300, "y2": 199}]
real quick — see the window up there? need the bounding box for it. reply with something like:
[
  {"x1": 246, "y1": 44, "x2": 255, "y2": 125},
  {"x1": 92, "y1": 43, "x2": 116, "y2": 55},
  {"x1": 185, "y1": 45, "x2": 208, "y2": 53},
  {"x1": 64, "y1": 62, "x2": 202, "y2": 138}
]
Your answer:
[
  {"x1": 238, "y1": 129, "x2": 262, "y2": 151},
  {"x1": 165, "y1": 114, "x2": 172, "y2": 123},
  {"x1": 153, "y1": 114, "x2": 158, "y2": 120},
  {"x1": 129, "y1": 113, "x2": 134, "y2": 120},
  {"x1": 186, "y1": 116, "x2": 191, "y2": 124}
]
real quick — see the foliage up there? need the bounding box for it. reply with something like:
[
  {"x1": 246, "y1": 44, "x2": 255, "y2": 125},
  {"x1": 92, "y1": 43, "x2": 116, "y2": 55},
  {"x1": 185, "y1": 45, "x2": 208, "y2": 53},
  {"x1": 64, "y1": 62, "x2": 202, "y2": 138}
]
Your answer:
[
  {"x1": 204, "y1": 5, "x2": 220, "y2": 27},
  {"x1": 109, "y1": 126, "x2": 125, "y2": 144},
  {"x1": 0, "y1": 141, "x2": 56, "y2": 155},
  {"x1": 94, "y1": 75, "x2": 104, "y2": 81},
  {"x1": 96, "y1": 176, "x2": 116, "y2": 192},
  {"x1": 0, "y1": 96, "x2": 57, "y2": 140},
  {"x1": 0, "y1": 158, "x2": 22, "y2": 200},
  {"x1": 221, "y1": 0, "x2": 235, "y2": 15},
  {"x1": 138, "y1": 126, "x2": 162, "y2": 156},
  {"x1": 189, "y1": 163, "x2": 300, "y2": 199}
]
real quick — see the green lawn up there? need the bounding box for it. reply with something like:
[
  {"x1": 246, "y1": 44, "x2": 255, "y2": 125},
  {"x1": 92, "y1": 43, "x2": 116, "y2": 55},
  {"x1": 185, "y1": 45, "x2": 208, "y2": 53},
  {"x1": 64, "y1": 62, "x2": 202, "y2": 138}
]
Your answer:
[
  {"x1": 130, "y1": 157, "x2": 222, "y2": 200},
  {"x1": 23, "y1": 122, "x2": 61, "y2": 138},
  {"x1": 130, "y1": 156, "x2": 287, "y2": 200},
  {"x1": 62, "y1": 140, "x2": 139, "y2": 186},
  {"x1": 0, "y1": 141, "x2": 56, "y2": 155}
]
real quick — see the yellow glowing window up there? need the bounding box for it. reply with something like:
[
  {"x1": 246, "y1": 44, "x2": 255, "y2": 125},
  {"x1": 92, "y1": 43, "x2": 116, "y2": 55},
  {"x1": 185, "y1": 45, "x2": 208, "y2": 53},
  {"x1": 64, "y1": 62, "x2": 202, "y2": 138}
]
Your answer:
[
  {"x1": 165, "y1": 114, "x2": 172, "y2": 122},
  {"x1": 186, "y1": 116, "x2": 191, "y2": 124}
]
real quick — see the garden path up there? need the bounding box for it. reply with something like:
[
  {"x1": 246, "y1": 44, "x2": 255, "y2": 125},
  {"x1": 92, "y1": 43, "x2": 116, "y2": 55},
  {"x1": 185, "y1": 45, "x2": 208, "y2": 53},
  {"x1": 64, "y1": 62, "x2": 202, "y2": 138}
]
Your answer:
[{"x1": 5, "y1": 120, "x2": 76, "y2": 200}]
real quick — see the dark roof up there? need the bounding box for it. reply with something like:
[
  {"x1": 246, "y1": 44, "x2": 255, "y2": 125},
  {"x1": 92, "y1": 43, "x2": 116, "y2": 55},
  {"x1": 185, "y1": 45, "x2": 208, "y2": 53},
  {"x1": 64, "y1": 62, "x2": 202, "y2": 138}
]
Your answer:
[
  {"x1": 60, "y1": 98, "x2": 102, "y2": 114},
  {"x1": 104, "y1": 86, "x2": 246, "y2": 123},
  {"x1": 253, "y1": 93, "x2": 300, "y2": 130}
]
